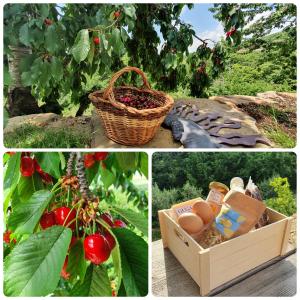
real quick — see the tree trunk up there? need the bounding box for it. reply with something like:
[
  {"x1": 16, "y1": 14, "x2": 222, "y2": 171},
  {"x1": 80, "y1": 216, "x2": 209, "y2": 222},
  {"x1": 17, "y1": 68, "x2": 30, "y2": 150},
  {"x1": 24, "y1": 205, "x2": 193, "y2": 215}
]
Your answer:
[
  {"x1": 7, "y1": 46, "x2": 41, "y2": 117},
  {"x1": 75, "y1": 94, "x2": 90, "y2": 116}
]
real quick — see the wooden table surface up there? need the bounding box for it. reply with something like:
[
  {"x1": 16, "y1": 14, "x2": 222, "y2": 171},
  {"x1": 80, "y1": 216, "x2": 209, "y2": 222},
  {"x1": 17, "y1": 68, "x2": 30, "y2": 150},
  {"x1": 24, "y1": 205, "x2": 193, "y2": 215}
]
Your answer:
[{"x1": 152, "y1": 239, "x2": 297, "y2": 297}]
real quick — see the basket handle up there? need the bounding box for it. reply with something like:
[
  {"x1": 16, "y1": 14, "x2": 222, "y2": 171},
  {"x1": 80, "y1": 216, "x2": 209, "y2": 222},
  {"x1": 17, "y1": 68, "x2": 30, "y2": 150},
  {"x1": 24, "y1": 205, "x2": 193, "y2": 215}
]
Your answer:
[{"x1": 103, "y1": 66, "x2": 151, "y2": 100}]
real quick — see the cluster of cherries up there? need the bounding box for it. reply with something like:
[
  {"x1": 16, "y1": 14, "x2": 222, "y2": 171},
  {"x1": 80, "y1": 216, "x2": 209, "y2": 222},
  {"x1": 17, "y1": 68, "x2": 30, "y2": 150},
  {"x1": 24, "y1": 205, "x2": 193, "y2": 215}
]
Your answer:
[
  {"x1": 118, "y1": 95, "x2": 159, "y2": 110},
  {"x1": 84, "y1": 152, "x2": 108, "y2": 169},
  {"x1": 39, "y1": 208, "x2": 126, "y2": 279}
]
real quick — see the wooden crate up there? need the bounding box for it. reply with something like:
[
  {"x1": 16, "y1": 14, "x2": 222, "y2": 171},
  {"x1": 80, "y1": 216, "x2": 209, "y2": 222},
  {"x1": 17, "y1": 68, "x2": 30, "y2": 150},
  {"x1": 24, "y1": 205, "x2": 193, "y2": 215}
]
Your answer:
[{"x1": 158, "y1": 207, "x2": 293, "y2": 296}]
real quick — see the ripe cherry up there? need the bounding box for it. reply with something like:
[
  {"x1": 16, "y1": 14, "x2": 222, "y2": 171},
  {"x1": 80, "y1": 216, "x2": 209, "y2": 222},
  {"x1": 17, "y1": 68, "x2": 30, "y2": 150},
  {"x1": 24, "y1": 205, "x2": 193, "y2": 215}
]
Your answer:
[
  {"x1": 93, "y1": 37, "x2": 100, "y2": 45},
  {"x1": 100, "y1": 212, "x2": 114, "y2": 227},
  {"x1": 39, "y1": 171, "x2": 53, "y2": 184},
  {"x1": 33, "y1": 158, "x2": 42, "y2": 173},
  {"x1": 40, "y1": 211, "x2": 56, "y2": 229},
  {"x1": 114, "y1": 219, "x2": 126, "y2": 228},
  {"x1": 104, "y1": 230, "x2": 116, "y2": 250},
  {"x1": 44, "y1": 18, "x2": 53, "y2": 26},
  {"x1": 54, "y1": 207, "x2": 76, "y2": 230},
  {"x1": 84, "y1": 234, "x2": 111, "y2": 264},
  {"x1": 84, "y1": 154, "x2": 96, "y2": 168},
  {"x1": 94, "y1": 152, "x2": 109, "y2": 161},
  {"x1": 20, "y1": 156, "x2": 35, "y2": 177},
  {"x1": 3, "y1": 230, "x2": 16, "y2": 244},
  {"x1": 114, "y1": 11, "x2": 121, "y2": 19},
  {"x1": 61, "y1": 256, "x2": 70, "y2": 280}
]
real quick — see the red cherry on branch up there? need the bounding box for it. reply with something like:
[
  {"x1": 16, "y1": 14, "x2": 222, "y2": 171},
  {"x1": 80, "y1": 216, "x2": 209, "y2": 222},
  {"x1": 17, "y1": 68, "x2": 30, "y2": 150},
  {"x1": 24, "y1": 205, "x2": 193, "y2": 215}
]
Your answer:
[
  {"x1": 84, "y1": 154, "x2": 96, "y2": 168},
  {"x1": 94, "y1": 152, "x2": 109, "y2": 161},
  {"x1": 54, "y1": 207, "x2": 76, "y2": 230},
  {"x1": 114, "y1": 11, "x2": 121, "y2": 18},
  {"x1": 40, "y1": 211, "x2": 56, "y2": 229},
  {"x1": 61, "y1": 256, "x2": 70, "y2": 280},
  {"x1": 3, "y1": 230, "x2": 16, "y2": 244},
  {"x1": 33, "y1": 158, "x2": 42, "y2": 173},
  {"x1": 100, "y1": 212, "x2": 114, "y2": 227},
  {"x1": 20, "y1": 156, "x2": 35, "y2": 177},
  {"x1": 44, "y1": 18, "x2": 53, "y2": 26},
  {"x1": 114, "y1": 219, "x2": 127, "y2": 228},
  {"x1": 93, "y1": 37, "x2": 100, "y2": 45},
  {"x1": 103, "y1": 230, "x2": 116, "y2": 250},
  {"x1": 84, "y1": 234, "x2": 111, "y2": 264}
]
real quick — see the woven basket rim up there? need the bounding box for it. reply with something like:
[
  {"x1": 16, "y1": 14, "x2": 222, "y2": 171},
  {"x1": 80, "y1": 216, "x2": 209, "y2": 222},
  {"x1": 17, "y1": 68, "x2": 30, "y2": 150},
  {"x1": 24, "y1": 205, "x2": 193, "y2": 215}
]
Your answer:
[{"x1": 89, "y1": 86, "x2": 174, "y2": 116}]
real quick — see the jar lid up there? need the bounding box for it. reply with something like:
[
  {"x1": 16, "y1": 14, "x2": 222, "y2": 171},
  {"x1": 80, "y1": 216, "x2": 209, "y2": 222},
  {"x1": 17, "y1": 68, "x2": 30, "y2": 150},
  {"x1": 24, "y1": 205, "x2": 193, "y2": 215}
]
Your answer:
[{"x1": 209, "y1": 182, "x2": 229, "y2": 194}]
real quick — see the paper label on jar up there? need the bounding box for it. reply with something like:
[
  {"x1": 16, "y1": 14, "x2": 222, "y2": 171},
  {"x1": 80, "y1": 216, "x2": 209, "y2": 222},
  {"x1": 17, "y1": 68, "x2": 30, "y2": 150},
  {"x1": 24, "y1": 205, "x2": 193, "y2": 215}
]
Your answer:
[{"x1": 207, "y1": 189, "x2": 223, "y2": 205}]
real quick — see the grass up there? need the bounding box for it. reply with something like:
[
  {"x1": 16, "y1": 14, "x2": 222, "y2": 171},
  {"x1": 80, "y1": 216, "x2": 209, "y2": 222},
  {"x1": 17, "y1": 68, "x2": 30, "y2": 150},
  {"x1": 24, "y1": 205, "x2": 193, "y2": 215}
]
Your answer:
[
  {"x1": 4, "y1": 124, "x2": 91, "y2": 148},
  {"x1": 264, "y1": 126, "x2": 296, "y2": 148}
]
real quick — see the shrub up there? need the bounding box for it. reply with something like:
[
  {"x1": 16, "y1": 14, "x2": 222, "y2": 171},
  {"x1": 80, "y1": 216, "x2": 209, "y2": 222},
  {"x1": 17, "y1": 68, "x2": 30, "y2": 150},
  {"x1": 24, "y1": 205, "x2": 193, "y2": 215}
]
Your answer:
[{"x1": 265, "y1": 177, "x2": 296, "y2": 216}]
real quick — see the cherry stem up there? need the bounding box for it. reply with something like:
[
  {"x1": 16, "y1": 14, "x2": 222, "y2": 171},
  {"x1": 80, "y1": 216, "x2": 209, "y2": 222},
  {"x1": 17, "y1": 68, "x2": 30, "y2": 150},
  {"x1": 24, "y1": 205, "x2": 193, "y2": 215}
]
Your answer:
[{"x1": 62, "y1": 200, "x2": 84, "y2": 227}]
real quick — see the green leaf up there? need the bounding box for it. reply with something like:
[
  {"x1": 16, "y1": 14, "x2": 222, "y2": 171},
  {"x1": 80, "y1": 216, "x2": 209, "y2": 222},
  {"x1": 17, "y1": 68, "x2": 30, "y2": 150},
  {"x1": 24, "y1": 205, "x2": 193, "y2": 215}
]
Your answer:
[
  {"x1": 123, "y1": 6, "x2": 136, "y2": 18},
  {"x1": 101, "y1": 167, "x2": 115, "y2": 189},
  {"x1": 8, "y1": 190, "x2": 53, "y2": 234},
  {"x1": 110, "y1": 28, "x2": 123, "y2": 55},
  {"x1": 19, "y1": 23, "x2": 30, "y2": 46},
  {"x1": 72, "y1": 29, "x2": 90, "y2": 63},
  {"x1": 139, "y1": 152, "x2": 148, "y2": 178},
  {"x1": 70, "y1": 264, "x2": 111, "y2": 296},
  {"x1": 21, "y1": 71, "x2": 33, "y2": 86},
  {"x1": 4, "y1": 226, "x2": 72, "y2": 296},
  {"x1": 111, "y1": 207, "x2": 148, "y2": 237},
  {"x1": 87, "y1": 38, "x2": 95, "y2": 65},
  {"x1": 45, "y1": 25, "x2": 61, "y2": 53},
  {"x1": 67, "y1": 239, "x2": 87, "y2": 283},
  {"x1": 4, "y1": 153, "x2": 21, "y2": 215},
  {"x1": 50, "y1": 57, "x2": 63, "y2": 81},
  {"x1": 113, "y1": 228, "x2": 148, "y2": 296},
  {"x1": 3, "y1": 108, "x2": 9, "y2": 128},
  {"x1": 17, "y1": 173, "x2": 44, "y2": 203},
  {"x1": 100, "y1": 34, "x2": 108, "y2": 50},
  {"x1": 115, "y1": 153, "x2": 137, "y2": 171},
  {"x1": 39, "y1": 4, "x2": 49, "y2": 18},
  {"x1": 35, "y1": 152, "x2": 61, "y2": 179}
]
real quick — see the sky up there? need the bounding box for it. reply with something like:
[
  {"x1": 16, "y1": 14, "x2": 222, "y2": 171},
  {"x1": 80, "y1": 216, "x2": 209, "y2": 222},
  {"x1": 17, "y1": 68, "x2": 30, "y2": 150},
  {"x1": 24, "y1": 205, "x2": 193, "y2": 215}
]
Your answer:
[
  {"x1": 180, "y1": 4, "x2": 224, "y2": 51},
  {"x1": 153, "y1": 4, "x2": 224, "y2": 52}
]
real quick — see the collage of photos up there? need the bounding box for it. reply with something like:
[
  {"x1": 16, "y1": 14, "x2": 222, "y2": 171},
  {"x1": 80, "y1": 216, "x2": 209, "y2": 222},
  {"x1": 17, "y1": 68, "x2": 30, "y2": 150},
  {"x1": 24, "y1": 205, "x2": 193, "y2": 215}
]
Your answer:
[{"x1": 2, "y1": 1, "x2": 297, "y2": 298}]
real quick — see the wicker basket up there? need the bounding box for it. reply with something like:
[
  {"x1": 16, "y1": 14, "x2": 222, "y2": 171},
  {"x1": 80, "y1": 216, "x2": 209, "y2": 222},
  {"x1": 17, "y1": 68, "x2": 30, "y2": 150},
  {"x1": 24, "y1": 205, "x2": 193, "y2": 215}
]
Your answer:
[{"x1": 89, "y1": 66, "x2": 174, "y2": 145}]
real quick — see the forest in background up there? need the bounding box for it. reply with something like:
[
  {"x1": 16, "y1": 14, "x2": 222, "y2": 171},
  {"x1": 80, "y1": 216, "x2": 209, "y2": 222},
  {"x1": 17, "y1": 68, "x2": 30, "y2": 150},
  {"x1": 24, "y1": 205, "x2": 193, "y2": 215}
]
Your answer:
[{"x1": 152, "y1": 152, "x2": 296, "y2": 240}]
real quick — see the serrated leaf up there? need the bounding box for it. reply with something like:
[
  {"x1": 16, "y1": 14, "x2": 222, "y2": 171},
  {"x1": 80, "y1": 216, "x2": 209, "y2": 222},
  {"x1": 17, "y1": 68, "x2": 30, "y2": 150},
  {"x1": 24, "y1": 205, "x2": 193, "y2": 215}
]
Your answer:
[
  {"x1": 39, "y1": 4, "x2": 49, "y2": 18},
  {"x1": 87, "y1": 38, "x2": 95, "y2": 65},
  {"x1": 8, "y1": 190, "x2": 53, "y2": 234},
  {"x1": 45, "y1": 25, "x2": 61, "y2": 53},
  {"x1": 110, "y1": 28, "x2": 123, "y2": 55},
  {"x1": 113, "y1": 228, "x2": 148, "y2": 296},
  {"x1": 70, "y1": 264, "x2": 111, "y2": 296},
  {"x1": 4, "y1": 226, "x2": 72, "y2": 296},
  {"x1": 67, "y1": 239, "x2": 87, "y2": 282},
  {"x1": 111, "y1": 207, "x2": 148, "y2": 237},
  {"x1": 72, "y1": 29, "x2": 90, "y2": 63},
  {"x1": 123, "y1": 6, "x2": 136, "y2": 18},
  {"x1": 19, "y1": 23, "x2": 30, "y2": 46},
  {"x1": 4, "y1": 153, "x2": 21, "y2": 216},
  {"x1": 50, "y1": 56, "x2": 63, "y2": 81},
  {"x1": 35, "y1": 152, "x2": 61, "y2": 179},
  {"x1": 115, "y1": 153, "x2": 137, "y2": 171}
]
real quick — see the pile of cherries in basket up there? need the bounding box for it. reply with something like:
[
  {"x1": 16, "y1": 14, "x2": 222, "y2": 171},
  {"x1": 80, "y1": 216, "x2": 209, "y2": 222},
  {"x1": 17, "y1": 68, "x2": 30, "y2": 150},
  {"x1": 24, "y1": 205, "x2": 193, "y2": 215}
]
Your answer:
[{"x1": 118, "y1": 94, "x2": 159, "y2": 110}]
